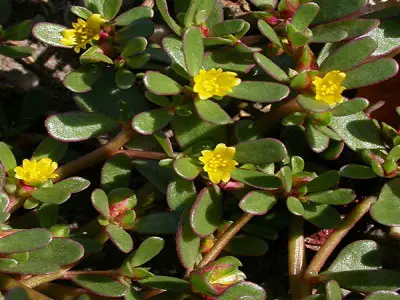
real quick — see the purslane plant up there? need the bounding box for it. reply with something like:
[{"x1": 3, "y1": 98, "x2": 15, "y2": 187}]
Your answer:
[{"x1": 0, "y1": 0, "x2": 400, "y2": 299}]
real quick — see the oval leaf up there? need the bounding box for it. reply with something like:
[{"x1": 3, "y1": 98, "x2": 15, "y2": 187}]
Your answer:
[
  {"x1": 72, "y1": 275, "x2": 128, "y2": 297},
  {"x1": 0, "y1": 229, "x2": 52, "y2": 254},
  {"x1": 132, "y1": 109, "x2": 172, "y2": 135},
  {"x1": 106, "y1": 224, "x2": 134, "y2": 253},
  {"x1": 239, "y1": 191, "x2": 277, "y2": 215},
  {"x1": 229, "y1": 81, "x2": 289, "y2": 103},
  {"x1": 143, "y1": 72, "x2": 183, "y2": 96},
  {"x1": 183, "y1": 27, "x2": 204, "y2": 77}
]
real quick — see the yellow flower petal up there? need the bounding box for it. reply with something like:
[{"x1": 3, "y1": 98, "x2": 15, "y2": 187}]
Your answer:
[
  {"x1": 193, "y1": 69, "x2": 241, "y2": 100},
  {"x1": 14, "y1": 158, "x2": 59, "y2": 187},
  {"x1": 312, "y1": 70, "x2": 346, "y2": 107},
  {"x1": 199, "y1": 143, "x2": 237, "y2": 184}
]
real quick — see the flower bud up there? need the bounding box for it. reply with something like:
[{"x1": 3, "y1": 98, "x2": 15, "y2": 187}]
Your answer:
[{"x1": 190, "y1": 256, "x2": 246, "y2": 297}]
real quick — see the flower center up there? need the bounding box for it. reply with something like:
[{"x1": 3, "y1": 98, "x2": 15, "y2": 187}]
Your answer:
[
  {"x1": 318, "y1": 80, "x2": 340, "y2": 96},
  {"x1": 206, "y1": 154, "x2": 228, "y2": 173},
  {"x1": 74, "y1": 24, "x2": 98, "y2": 45}
]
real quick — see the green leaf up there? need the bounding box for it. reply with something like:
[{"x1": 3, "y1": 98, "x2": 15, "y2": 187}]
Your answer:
[
  {"x1": 64, "y1": 65, "x2": 103, "y2": 93},
  {"x1": 183, "y1": 27, "x2": 203, "y2": 77},
  {"x1": 343, "y1": 58, "x2": 399, "y2": 89},
  {"x1": 312, "y1": 19, "x2": 379, "y2": 43},
  {"x1": 312, "y1": 0, "x2": 368, "y2": 24},
  {"x1": 297, "y1": 94, "x2": 330, "y2": 112},
  {"x1": 0, "y1": 46, "x2": 33, "y2": 58},
  {"x1": 229, "y1": 81, "x2": 289, "y2": 103},
  {"x1": 33, "y1": 137, "x2": 68, "y2": 162},
  {"x1": 306, "y1": 123, "x2": 330, "y2": 153},
  {"x1": 173, "y1": 157, "x2": 201, "y2": 180},
  {"x1": 132, "y1": 109, "x2": 172, "y2": 135},
  {"x1": 177, "y1": 212, "x2": 200, "y2": 269},
  {"x1": 331, "y1": 98, "x2": 369, "y2": 117},
  {"x1": 37, "y1": 203, "x2": 58, "y2": 229},
  {"x1": 126, "y1": 53, "x2": 151, "y2": 69},
  {"x1": 106, "y1": 224, "x2": 133, "y2": 253},
  {"x1": 203, "y1": 48, "x2": 256, "y2": 74},
  {"x1": 320, "y1": 37, "x2": 377, "y2": 72},
  {"x1": 233, "y1": 138, "x2": 287, "y2": 165},
  {"x1": 103, "y1": 0, "x2": 122, "y2": 20},
  {"x1": 210, "y1": 20, "x2": 245, "y2": 37},
  {"x1": 280, "y1": 166, "x2": 292, "y2": 193},
  {"x1": 80, "y1": 46, "x2": 113, "y2": 64},
  {"x1": 116, "y1": 19, "x2": 154, "y2": 43},
  {"x1": 91, "y1": 189, "x2": 110, "y2": 218},
  {"x1": 32, "y1": 187, "x2": 71, "y2": 204},
  {"x1": 71, "y1": 6, "x2": 93, "y2": 19},
  {"x1": 239, "y1": 191, "x2": 276, "y2": 215},
  {"x1": 115, "y1": 6, "x2": 154, "y2": 26},
  {"x1": 371, "y1": 178, "x2": 400, "y2": 226},
  {"x1": 122, "y1": 37, "x2": 148, "y2": 58},
  {"x1": 155, "y1": 0, "x2": 182, "y2": 35},
  {"x1": 303, "y1": 203, "x2": 341, "y2": 228},
  {"x1": 194, "y1": 99, "x2": 232, "y2": 125},
  {"x1": 231, "y1": 169, "x2": 282, "y2": 190},
  {"x1": 171, "y1": 113, "x2": 227, "y2": 148},
  {"x1": 162, "y1": 35, "x2": 187, "y2": 71},
  {"x1": 366, "y1": 292, "x2": 400, "y2": 300},
  {"x1": 134, "y1": 212, "x2": 179, "y2": 234},
  {"x1": 366, "y1": 19, "x2": 400, "y2": 57},
  {"x1": 2, "y1": 20, "x2": 32, "y2": 41},
  {"x1": 54, "y1": 177, "x2": 90, "y2": 194},
  {"x1": 28, "y1": 238, "x2": 84, "y2": 266},
  {"x1": 125, "y1": 237, "x2": 164, "y2": 267},
  {"x1": 322, "y1": 270, "x2": 400, "y2": 293},
  {"x1": 133, "y1": 160, "x2": 174, "y2": 193},
  {"x1": 291, "y1": 3, "x2": 320, "y2": 32},
  {"x1": 326, "y1": 280, "x2": 342, "y2": 300},
  {"x1": 329, "y1": 112, "x2": 384, "y2": 151},
  {"x1": 340, "y1": 164, "x2": 377, "y2": 179},
  {"x1": 144, "y1": 72, "x2": 183, "y2": 96},
  {"x1": 190, "y1": 185, "x2": 222, "y2": 237},
  {"x1": 72, "y1": 275, "x2": 128, "y2": 297},
  {"x1": 226, "y1": 235, "x2": 268, "y2": 256},
  {"x1": 307, "y1": 189, "x2": 356, "y2": 205},
  {"x1": 32, "y1": 23, "x2": 70, "y2": 48},
  {"x1": 46, "y1": 112, "x2": 119, "y2": 142},
  {"x1": 101, "y1": 154, "x2": 132, "y2": 192},
  {"x1": 115, "y1": 69, "x2": 135, "y2": 90},
  {"x1": 306, "y1": 170, "x2": 340, "y2": 193},
  {"x1": 0, "y1": 142, "x2": 16, "y2": 173},
  {"x1": 254, "y1": 53, "x2": 289, "y2": 83},
  {"x1": 145, "y1": 92, "x2": 170, "y2": 107},
  {"x1": 140, "y1": 276, "x2": 190, "y2": 291},
  {"x1": 0, "y1": 261, "x2": 60, "y2": 275},
  {"x1": 83, "y1": 0, "x2": 104, "y2": 14},
  {"x1": 167, "y1": 177, "x2": 197, "y2": 211},
  {"x1": 218, "y1": 281, "x2": 266, "y2": 300},
  {"x1": 0, "y1": 229, "x2": 52, "y2": 254},
  {"x1": 258, "y1": 20, "x2": 282, "y2": 48},
  {"x1": 287, "y1": 196, "x2": 304, "y2": 216},
  {"x1": 4, "y1": 287, "x2": 28, "y2": 300}
]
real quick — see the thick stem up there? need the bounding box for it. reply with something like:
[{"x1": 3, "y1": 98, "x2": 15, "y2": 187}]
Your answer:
[
  {"x1": 116, "y1": 150, "x2": 170, "y2": 160},
  {"x1": 254, "y1": 97, "x2": 304, "y2": 133},
  {"x1": 0, "y1": 273, "x2": 52, "y2": 300},
  {"x1": 55, "y1": 126, "x2": 136, "y2": 181},
  {"x1": 288, "y1": 216, "x2": 309, "y2": 300},
  {"x1": 303, "y1": 197, "x2": 376, "y2": 282},
  {"x1": 21, "y1": 270, "x2": 66, "y2": 288},
  {"x1": 197, "y1": 213, "x2": 253, "y2": 269}
]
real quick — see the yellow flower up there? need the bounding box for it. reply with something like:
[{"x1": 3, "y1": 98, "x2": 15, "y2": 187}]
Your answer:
[
  {"x1": 312, "y1": 70, "x2": 346, "y2": 106},
  {"x1": 199, "y1": 143, "x2": 238, "y2": 184},
  {"x1": 60, "y1": 14, "x2": 106, "y2": 53},
  {"x1": 193, "y1": 68, "x2": 241, "y2": 100},
  {"x1": 14, "y1": 158, "x2": 58, "y2": 186}
]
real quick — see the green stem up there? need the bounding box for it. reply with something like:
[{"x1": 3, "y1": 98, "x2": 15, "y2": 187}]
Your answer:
[
  {"x1": 288, "y1": 216, "x2": 309, "y2": 300},
  {"x1": 303, "y1": 197, "x2": 376, "y2": 283},
  {"x1": 197, "y1": 213, "x2": 253, "y2": 269},
  {"x1": 0, "y1": 273, "x2": 52, "y2": 300},
  {"x1": 254, "y1": 97, "x2": 303, "y2": 133}
]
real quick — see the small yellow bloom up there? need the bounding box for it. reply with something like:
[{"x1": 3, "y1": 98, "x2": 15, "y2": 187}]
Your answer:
[
  {"x1": 14, "y1": 158, "x2": 58, "y2": 186},
  {"x1": 60, "y1": 14, "x2": 106, "y2": 53},
  {"x1": 199, "y1": 144, "x2": 238, "y2": 184},
  {"x1": 312, "y1": 70, "x2": 346, "y2": 106},
  {"x1": 193, "y1": 68, "x2": 241, "y2": 100}
]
